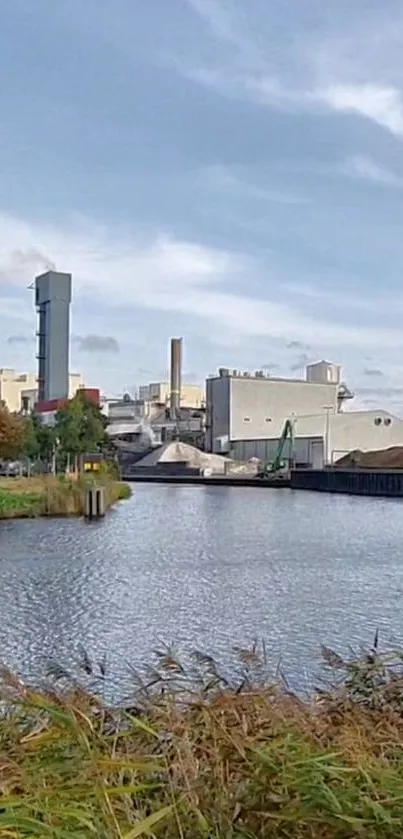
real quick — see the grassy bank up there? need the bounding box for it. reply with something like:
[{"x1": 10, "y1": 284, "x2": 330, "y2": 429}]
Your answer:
[
  {"x1": 1, "y1": 644, "x2": 403, "y2": 837},
  {"x1": 0, "y1": 474, "x2": 131, "y2": 519}
]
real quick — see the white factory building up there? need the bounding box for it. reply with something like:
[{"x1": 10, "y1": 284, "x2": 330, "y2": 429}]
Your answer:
[{"x1": 206, "y1": 361, "x2": 403, "y2": 468}]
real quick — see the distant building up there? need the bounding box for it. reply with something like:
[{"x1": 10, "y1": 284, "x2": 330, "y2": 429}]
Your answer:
[
  {"x1": 35, "y1": 270, "x2": 72, "y2": 401},
  {"x1": 0, "y1": 369, "x2": 83, "y2": 413},
  {"x1": 35, "y1": 388, "x2": 100, "y2": 426},
  {"x1": 21, "y1": 373, "x2": 84, "y2": 414},
  {"x1": 0, "y1": 369, "x2": 37, "y2": 413},
  {"x1": 206, "y1": 364, "x2": 340, "y2": 454},
  {"x1": 104, "y1": 391, "x2": 205, "y2": 456},
  {"x1": 205, "y1": 362, "x2": 403, "y2": 466},
  {"x1": 138, "y1": 381, "x2": 204, "y2": 410}
]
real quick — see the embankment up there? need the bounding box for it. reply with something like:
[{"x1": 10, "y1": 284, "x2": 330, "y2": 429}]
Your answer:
[
  {"x1": 0, "y1": 644, "x2": 402, "y2": 837},
  {"x1": 0, "y1": 475, "x2": 131, "y2": 519}
]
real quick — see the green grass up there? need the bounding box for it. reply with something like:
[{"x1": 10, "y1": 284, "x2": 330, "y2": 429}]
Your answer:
[
  {"x1": 1, "y1": 643, "x2": 403, "y2": 837},
  {"x1": 0, "y1": 476, "x2": 132, "y2": 519},
  {"x1": 0, "y1": 490, "x2": 42, "y2": 518}
]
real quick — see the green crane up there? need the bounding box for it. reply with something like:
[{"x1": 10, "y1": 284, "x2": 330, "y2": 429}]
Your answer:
[{"x1": 257, "y1": 418, "x2": 294, "y2": 477}]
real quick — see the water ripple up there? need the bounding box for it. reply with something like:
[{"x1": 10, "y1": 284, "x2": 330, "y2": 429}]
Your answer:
[{"x1": 0, "y1": 486, "x2": 402, "y2": 688}]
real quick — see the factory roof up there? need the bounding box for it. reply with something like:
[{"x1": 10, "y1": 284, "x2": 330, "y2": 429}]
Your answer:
[{"x1": 208, "y1": 372, "x2": 339, "y2": 386}]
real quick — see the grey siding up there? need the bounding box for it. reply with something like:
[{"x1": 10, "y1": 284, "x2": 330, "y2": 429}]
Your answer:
[
  {"x1": 230, "y1": 378, "x2": 338, "y2": 441},
  {"x1": 36, "y1": 271, "x2": 71, "y2": 401},
  {"x1": 205, "y1": 376, "x2": 230, "y2": 452}
]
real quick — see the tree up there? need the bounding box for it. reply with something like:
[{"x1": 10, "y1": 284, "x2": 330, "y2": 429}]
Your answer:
[
  {"x1": 21, "y1": 413, "x2": 55, "y2": 462},
  {"x1": 54, "y1": 393, "x2": 108, "y2": 459},
  {"x1": 21, "y1": 415, "x2": 40, "y2": 460},
  {"x1": 37, "y1": 423, "x2": 56, "y2": 462},
  {"x1": 0, "y1": 406, "x2": 25, "y2": 460}
]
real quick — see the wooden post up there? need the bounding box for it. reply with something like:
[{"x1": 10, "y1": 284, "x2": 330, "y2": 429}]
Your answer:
[{"x1": 84, "y1": 486, "x2": 106, "y2": 519}]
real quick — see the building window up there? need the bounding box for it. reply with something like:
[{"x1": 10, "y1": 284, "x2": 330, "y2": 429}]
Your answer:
[
  {"x1": 374, "y1": 417, "x2": 382, "y2": 426},
  {"x1": 244, "y1": 416, "x2": 251, "y2": 422},
  {"x1": 384, "y1": 417, "x2": 392, "y2": 426}
]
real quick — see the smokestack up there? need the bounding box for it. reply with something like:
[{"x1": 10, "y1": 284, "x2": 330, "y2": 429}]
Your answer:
[{"x1": 170, "y1": 337, "x2": 182, "y2": 420}]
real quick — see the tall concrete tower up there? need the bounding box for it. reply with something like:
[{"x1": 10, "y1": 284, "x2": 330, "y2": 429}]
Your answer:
[
  {"x1": 35, "y1": 270, "x2": 72, "y2": 402},
  {"x1": 169, "y1": 337, "x2": 183, "y2": 420}
]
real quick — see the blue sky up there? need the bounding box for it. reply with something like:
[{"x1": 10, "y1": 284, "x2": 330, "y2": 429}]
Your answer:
[{"x1": 2, "y1": 0, "x2": 403, "y2": 408}]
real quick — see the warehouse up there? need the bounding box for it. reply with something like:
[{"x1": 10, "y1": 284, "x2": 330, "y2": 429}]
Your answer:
[{"x1": 205, "y1": 362, "x2": 403, "y2": 467}]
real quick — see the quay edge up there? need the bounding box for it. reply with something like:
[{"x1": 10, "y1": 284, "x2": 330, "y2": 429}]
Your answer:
[
  {"x1": 290, "y1": 468, "x2": 403, "y2": 497},
  {"x1": 122, "y1": 473, "x2": 290, "y2": 488},
  {"x1": 123, "y1": 468, "x2": 403, "y2": 497}
]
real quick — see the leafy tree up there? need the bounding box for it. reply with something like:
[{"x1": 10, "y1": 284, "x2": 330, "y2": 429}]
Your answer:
[
  {"x1": 37, "y1": 423, "x2": 56, "y2": 462},
  {"x1": 0, "y1": 406, "x2": 25, "y2": 460},
  {"x1": 54, "y1": 393, "x2": 107, "y2": 458},
  {"x1": 21, "y1": 415, "x2": 40, "y2": 460},
  {"x1": 19, "y1": 413, "x2": 56, "y2": 463}
]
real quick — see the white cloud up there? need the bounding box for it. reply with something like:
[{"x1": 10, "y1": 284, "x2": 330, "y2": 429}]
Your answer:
[
  {"x1": 199, "y1": 164, "x2": 307, "y2": 204},
  {"x1": 185, "y1": 0, "x2": 265, "y2": 67},
  {"x1": 186, "y1": 69, "x2": 403, "y2": 140},
  {"x1": 186, "y1": 0, "x2": 241, "y2": 49},
  {"x1": 340, "y1": 155, "x2": 403, "y2": 186},
  {"x1": 180, "y1": 4, "x2": 403, "y2": 139},
  {"x1": 0, "y1": 211, "x2": 402, "y2": 353},
  {"x1": 313, "y1": 84, "x2": 403, "y2": 137}
]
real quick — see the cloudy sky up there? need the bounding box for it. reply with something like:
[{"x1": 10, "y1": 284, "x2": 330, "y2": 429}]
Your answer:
[{"x1": 2, "y1": 0, "x2": 403, "y2": 407}]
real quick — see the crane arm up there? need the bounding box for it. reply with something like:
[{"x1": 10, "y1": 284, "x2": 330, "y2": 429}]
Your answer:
[{"x1": 258, "y1": 418, "x2": 294, "y2": 476}]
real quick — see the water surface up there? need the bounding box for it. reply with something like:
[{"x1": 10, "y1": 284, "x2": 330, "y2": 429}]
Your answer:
[{"x1": 0, "y1": 485, "x2": 402, "y2": 689}]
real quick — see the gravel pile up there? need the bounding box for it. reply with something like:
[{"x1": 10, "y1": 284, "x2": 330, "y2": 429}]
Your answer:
[{"x1": 135, "y1": 442, "x2": 231, "y2": 473}]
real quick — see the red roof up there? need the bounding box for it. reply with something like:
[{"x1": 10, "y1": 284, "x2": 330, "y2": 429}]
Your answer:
[{"x1": 35, "y1": 388, "x2": 100, "y2": 413}]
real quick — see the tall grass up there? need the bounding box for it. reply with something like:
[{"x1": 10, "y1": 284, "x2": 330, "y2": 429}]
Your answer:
[
  {"x1": 0, "y1": 475, "x2": 131, "y2": 519},
  {"x1": 2, "y1": 642, "x2": 403, "y2": 837}
]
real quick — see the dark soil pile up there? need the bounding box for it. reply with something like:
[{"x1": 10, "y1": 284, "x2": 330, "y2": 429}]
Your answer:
[{"x1": 335, "y1": 446, "x2": 403, "y2": 468}]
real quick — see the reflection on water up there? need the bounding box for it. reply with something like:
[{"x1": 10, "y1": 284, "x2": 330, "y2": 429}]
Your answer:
[{"x1": 0, "y1": 485, "x2": 403, "y2": 690}]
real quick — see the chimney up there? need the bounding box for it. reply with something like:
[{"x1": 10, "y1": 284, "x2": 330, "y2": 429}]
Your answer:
[{"x1": 169, "y1": 337, "x2": 182, "y2": 420}]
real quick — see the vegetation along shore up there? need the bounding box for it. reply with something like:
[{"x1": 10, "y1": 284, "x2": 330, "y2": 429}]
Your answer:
[
  {"x1": 1, "y1": 641, "x2": 403, "y2": 837},
  {"x1": 0, "y1": 389, "x2": 131, "y2": 518},
  {"x1": 0, "y1": 474, "x2": 131, "y2": 519}
]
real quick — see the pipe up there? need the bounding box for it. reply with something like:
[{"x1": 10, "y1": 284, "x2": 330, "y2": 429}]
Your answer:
[{"x1": 170, "y1": 337, "x2": 182, "y2": 420}]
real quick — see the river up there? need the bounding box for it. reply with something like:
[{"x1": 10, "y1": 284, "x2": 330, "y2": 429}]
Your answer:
[{"x1": 0, "y1": 484, "x2": 402, "y2": 692}]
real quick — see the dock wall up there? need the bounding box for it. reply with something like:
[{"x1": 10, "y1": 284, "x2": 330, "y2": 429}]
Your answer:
[{"x1": 291, "y1": 468, "x2": 403, "y2": 497}]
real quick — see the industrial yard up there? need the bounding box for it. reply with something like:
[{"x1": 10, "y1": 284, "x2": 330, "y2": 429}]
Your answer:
[
  {"x1": 1, "y1": 268, "x2": 403, "y2": 499},
  {"x1": 104, "y1": 344, "x2": 403, "y2": 490},
  {"x1": 112, "y1": 347, "x2": 403, "y2": 496}
]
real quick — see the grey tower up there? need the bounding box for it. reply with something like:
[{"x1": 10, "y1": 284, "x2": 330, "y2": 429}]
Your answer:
[
  {"x1": 35, "y1": 270, "x2": 72, "y2": 402},
  {"x1": 169, "y1": 337, "x2": 183, "y2": 420}
]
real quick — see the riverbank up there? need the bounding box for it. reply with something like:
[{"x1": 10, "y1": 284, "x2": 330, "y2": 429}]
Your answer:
[
  {"x1": 0, "y1": 475, "x2": 131, "y2": 518},
  {"x1": 123, "y1": 472, "x2": 290, "y2": 487},
  {"x1": 1, "y1": 644, "x2": 402, "y2": 837}
]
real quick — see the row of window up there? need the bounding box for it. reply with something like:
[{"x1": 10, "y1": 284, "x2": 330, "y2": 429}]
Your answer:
[{"x1": 243, "y1": 416, "x2": 272, "y2": 422}]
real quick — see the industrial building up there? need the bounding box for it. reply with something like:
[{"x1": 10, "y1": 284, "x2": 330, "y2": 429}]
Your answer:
[
  {"x1": 138, "y1": 381, "x2": 204, "y2": 410},
  {"x1": 206, "y1": 361, "x2": 403, "y2": 468},
  {"x1": 0, "y1": 370, "x2": 37, "y2": 413},
  {"x1": 35, "y1": 270, "x2": 72, "y2": 401},
  {"x1": 138, "y1": 339, "x2": 204, "y2": 411},
  {"x1": 105, "y1": 338, "x2": 205, "y2": 459},
  {"x1": 21, "y1": 373, "x2": 84, "y2": 414},
  {"x1": 0, "y1": 368, "x2": 83, "y2": 413}
]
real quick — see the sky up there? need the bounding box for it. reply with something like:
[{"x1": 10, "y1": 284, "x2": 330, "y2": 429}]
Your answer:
[{"x1": 1, "y1": 0, "x2": 403, "y2": 408}]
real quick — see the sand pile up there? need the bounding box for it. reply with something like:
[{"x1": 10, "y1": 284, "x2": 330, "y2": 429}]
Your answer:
[
  {"x1": 335, "y1": 447, "x2": 403, "y2": 469},
  {"x1": 135, "y1": 442, "x2": 231, "y2": 473}
]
